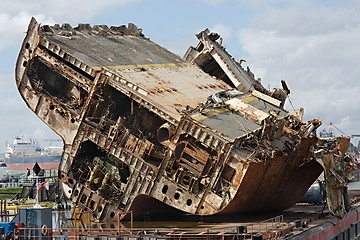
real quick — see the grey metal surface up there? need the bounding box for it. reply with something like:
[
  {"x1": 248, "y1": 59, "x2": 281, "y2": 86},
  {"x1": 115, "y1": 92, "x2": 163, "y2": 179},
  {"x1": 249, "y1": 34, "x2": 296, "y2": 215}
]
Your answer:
[
  {"x1": 112, "y1": 66, "x2": 230, "y2": 120},
  {"x1": 43, "y1": 25, "x2": 184, "y2": 68},
  {"x1": 194, "y1": 109, "x2": 261, "y2": 139},
  {"x1": 244, "y1": 96, "x2": 288, "y2": 119}
]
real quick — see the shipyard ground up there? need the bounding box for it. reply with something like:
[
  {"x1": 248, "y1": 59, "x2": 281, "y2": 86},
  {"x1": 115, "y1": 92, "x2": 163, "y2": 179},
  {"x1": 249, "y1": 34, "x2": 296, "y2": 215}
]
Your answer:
[
  {"x1": 2, "y1": 169, "x2": 359, "y2": 239},
  {"x1": 5, "y1": 190, "x2": 360, "y2": 239},
  {"x1": 58, "y1": 189, "x2": 359, "y2": 239}
]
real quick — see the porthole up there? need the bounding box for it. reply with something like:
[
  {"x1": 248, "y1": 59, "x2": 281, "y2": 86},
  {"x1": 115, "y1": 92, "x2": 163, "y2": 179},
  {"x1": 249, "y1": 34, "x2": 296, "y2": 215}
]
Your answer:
[
  {"x1": 174, "y1": 192, "x2": 180, "y2": 200},
  {"x1": 162, "y1": 185, "x2": 168, "y2": 194}
]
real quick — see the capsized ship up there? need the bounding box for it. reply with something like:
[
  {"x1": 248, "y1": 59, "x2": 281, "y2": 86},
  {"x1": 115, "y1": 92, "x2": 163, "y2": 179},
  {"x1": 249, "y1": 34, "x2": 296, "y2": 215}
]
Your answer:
[{"x1": 15, "y1": 18, "x2": 353, "y2": 221}]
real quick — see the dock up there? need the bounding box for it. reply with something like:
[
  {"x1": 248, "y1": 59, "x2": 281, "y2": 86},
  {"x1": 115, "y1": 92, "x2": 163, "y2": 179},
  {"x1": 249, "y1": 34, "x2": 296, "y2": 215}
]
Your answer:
[
  {"x1": 1, "y1": 190, "x2": 360, "y2": 239},
  {"x1": 0, "y1": 166, "x2": 358, "y2": 239}
]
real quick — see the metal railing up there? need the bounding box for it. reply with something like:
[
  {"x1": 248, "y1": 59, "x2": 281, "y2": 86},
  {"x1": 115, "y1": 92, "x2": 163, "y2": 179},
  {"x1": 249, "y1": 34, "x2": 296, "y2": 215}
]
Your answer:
[
  {"x1": 6, "y1": 214, "x2": 288, "y2": 240},
  {"x1": 9, "y1": 227, "x2": 248, "y2": 239}
]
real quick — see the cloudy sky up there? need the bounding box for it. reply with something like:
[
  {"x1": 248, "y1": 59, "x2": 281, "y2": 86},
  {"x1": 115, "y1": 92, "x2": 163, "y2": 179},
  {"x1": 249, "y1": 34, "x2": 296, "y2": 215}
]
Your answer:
[{"x1": 0, "y1": 0, "x2": 359, "y2": 152}]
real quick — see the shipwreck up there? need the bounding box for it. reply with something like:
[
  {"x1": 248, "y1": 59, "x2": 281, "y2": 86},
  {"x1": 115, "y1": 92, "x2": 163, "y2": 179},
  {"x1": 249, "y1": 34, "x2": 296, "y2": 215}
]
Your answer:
[{"x1": 15, "y1": 18, "x2": 355, "y2": 221}]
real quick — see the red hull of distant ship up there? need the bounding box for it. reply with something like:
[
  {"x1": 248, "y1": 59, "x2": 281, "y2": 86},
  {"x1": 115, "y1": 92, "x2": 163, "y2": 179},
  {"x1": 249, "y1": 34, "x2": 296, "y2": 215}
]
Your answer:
[{"x1": 6, "y1": 162, "x2": 59, "y2": 170}]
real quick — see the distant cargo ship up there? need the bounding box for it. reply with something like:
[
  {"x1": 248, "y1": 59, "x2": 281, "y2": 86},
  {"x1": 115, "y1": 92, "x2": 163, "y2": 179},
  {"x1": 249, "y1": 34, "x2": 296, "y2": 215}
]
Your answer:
[{"x1": 4, "y1": 135, "x2": 63, "y2": 170}]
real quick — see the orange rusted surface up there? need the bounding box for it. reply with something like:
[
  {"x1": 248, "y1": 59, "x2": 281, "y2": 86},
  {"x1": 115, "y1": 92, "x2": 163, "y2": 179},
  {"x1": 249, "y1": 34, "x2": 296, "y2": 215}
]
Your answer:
[{"x1": 14, "y1": 18, "x2": 353, "y2": 221}]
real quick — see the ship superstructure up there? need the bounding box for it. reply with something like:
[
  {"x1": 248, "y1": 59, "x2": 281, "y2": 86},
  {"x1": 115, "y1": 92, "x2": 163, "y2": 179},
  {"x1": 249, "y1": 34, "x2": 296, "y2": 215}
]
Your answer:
[
  {"x1": 5, "y1": 135, "x2": 40, "y2": 158},
  {"x1": 4, "y1": 135, "x2": 62, "y2": 169}
]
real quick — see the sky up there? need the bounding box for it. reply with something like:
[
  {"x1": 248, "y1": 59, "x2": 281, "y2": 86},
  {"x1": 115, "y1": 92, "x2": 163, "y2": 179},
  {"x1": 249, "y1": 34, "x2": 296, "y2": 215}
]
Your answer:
[{"x1": 0, "y1": 0, "x2": 359, "y2": 152}]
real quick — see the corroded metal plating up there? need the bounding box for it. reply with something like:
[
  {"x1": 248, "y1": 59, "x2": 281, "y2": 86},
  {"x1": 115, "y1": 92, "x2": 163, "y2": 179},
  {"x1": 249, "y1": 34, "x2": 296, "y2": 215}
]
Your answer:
[{"x1": 15, "y1": 18, "x2": 353, "y2": 221}]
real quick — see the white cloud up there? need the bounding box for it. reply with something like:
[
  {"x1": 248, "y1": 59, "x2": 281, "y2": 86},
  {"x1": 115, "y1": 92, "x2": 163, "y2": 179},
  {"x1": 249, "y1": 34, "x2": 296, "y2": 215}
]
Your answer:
[
  {"x1": 200, "y1": 0, "x2": 226, "y2": 7},
  {"x1": 238, "y1": 0, "x2": 303, "y2": 5},
  {"x1": 235, "y1": 1, "x2": 360, "y2": 137},
  {"x1": 1, "y1": 0, "x2": 140, "y2": 20},
  {"x1": 211, "y1": 23, "x2": 232, "y2": 40},
  {"x1": 254, "y1": 5, "x2": 360, "y2": 36},
  {"x1": 0, "y1": 12, "x2": 52, "y2": 52},
  {"x1": 0, "y1": 0, "x2": 140, "y2": 54}
]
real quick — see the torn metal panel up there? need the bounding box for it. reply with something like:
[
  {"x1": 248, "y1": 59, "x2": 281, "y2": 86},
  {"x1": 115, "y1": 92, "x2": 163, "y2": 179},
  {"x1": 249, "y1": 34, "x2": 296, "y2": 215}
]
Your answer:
[
  {"x1": 184, "y1": 29, "x2": 290, "y2": 107},
  {"x1": 15, "y1": 17, "x2": 351, "y2": 221},
  {"x1": 184, "y1": 29, "x2": 255, "y2": 92},
  {"x1": 315, "y1": 136, "x2": 356, "y2": 218}
]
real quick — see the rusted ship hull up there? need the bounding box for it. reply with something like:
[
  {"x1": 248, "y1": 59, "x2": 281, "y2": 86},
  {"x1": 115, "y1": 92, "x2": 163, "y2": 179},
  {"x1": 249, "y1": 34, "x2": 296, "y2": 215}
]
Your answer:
[
  {"x1": 16, "y1": 18, "x2": 345, "y2": 221},
  {"x1": 219, "y1": 138, "x2": 323, "y2": 214}
]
